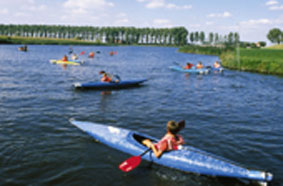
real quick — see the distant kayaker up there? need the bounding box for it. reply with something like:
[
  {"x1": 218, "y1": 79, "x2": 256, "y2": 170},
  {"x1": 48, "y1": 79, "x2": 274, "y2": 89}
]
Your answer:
[
  {"x1": 109, "y1": 51, "x2": 114, "y2": 56},
  {"x1": 142, "y1": 120, "x2": 185, "y2": 158},
  {"x1": 62, "y1": 55, "x2": 68, "y2": 62},
  {"x1": 184, "y1": 62, "x2": 194, "y2": 69},
  {"x1": 89, "y1": 52, "x2": 95, "y2": 58},
  {"x1": 69, "y1": 46, "x2": 73, "y2": 54},
  {"x1": 196, "y1": 62, "x2": 203, "y2": 69},
  {"x1": 213, "y1": 61, "x2": 221, "y2": 68},
  {"x1": 71, "y1": 53, "x2": 78, "y2": 60},
  {"x1": 99, "y1": 71, "x2": 120, "y2": 83}
]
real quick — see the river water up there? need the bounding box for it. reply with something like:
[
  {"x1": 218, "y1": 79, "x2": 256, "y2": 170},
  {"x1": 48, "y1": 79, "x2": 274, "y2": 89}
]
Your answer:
[{"x1": 0, "y1": 45, "x2": 282, "y2": 186}]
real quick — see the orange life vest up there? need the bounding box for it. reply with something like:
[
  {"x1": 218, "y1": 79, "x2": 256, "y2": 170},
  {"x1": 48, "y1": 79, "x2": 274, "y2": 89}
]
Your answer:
[
  {"x1": 101, "y1": 76, "x2": 112, "y2": 82},
  {"x1": 155, "y1": 134, "x2": 184, "y2": 151}
]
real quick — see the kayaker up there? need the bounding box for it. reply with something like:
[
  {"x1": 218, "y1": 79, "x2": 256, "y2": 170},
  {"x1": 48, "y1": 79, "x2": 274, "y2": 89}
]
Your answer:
[
  {"x1": 71, "y1": 53, "x2": 78, "y2": 60},
  {"x1": 62, "y1": 55, "x2": 68, "y2": 62},
  {"x1": 184, "y1": 62, "x2": 194, "y2": 69},
  {"x1": 99, "y1": 71, "x2": 120, "y2": 83},
  {"x1": 99, "y1": 71, "x2": 112, "y2": 82},
  {"x1": 142, "y1": 120, "x2": 185, "y2": 158},
  {"x1": 69, "y1": 46, "x2": 73, "y2": 54},
  {"x1": 196, "y1": 62, "x2": 203, "y2": 69},
  {"x1": 89, "y1": 52, "x2": 95, "y2": 58},
  {"x1": 213, "y1": 61, "x2": 221, "y2": 68}
]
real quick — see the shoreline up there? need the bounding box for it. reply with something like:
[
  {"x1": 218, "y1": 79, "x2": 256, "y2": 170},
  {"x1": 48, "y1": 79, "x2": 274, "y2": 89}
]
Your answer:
[
  {"x1": 1, "y1": 36, "x2": 282, "y2": 76},
  {"x1": 0, "y1": 35, "x2": 178, "y2": 47},
  {"x1": 178, "y1": 45, "x2": 283, "y2": 76}
]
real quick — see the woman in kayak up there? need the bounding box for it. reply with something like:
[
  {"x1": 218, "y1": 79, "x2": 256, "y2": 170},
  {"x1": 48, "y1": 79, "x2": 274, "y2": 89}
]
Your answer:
[
  {"x1": 183, "y1": 62, "x2": 194, "y2": 69},
  {"x1": 142, "y1": 120, "x2": 185, "y2": 158},
  {"x1": 196, "y1": 62, "x2": 203, "y2": 69},
  {"x1": 213, "y1": 61, "x2": 221, "y2": 68},
  {"x1": 62, "y1": 55, "x2": 68, "y2": 62},
  {"x1": 99, "y1": 71, "x2": 120, "y2": 83}
]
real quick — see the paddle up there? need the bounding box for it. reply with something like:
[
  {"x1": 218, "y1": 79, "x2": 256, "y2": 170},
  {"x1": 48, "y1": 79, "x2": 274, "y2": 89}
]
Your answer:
[
  {"x1": 113, "y1": 75, "x2": 121, "y2": 82},
  {"x1": 119, "y1": 148, "x2": 151, "y2": 172},
  {"x1": 173, "y1": 61, "x2": 183, "y2": 67}
]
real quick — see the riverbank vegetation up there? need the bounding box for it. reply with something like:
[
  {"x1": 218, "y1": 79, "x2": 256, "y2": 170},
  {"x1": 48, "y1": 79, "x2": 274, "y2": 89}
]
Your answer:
[
  {"x1": 178, "y1": 27, "x2": 283, "y2": 76},
  {"x1": 266, "y1": 44, "x2": 283, "y2": 50},
  {"x1": 221, "y1": 48, "x2": 283, "y2": 75},
  {"x1": 0, "y1": 35, "x2": 106, "y2": 45},
  {"x1": 179, "y1": 45, "x2": 283, "y2": 76},
  {"x1": 178, "y1": 45, "x2": 234, "y2": 56}
]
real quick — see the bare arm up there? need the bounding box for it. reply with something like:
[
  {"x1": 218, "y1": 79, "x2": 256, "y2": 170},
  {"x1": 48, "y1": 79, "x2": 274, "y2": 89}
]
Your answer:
[{"x1": 142, "y1": 139, "x2": 165, "y2": 158}]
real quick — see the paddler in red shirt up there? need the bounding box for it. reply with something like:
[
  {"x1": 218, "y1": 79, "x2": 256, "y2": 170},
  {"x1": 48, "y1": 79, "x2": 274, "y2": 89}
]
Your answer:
[
  {"x1": 62, "y1": 55, "x2": 68, "y2": 62},
  {"x1": 142, "y1": 120, "x2": 185, "y2": 158},
  {"x1": 99, "y1": 71, "x2": 112, "y2": 82},
  {"x1": 184, "y1": 62, "x2": 194, "y2": 69}
]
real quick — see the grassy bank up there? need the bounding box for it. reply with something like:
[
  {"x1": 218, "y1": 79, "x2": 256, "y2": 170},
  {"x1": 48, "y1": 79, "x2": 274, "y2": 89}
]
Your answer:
[
  {"x1": 179, "y1": 45, "x2": 283, "y2": 76},
  {"x1": 266, "y1": 44, "x2": 283, "y2": 50},
  {"x1": 220, "y1": 48, "x2": 283, "y2": 75},
  {"x1": 0, "y1": 35, "x2": 105, "y2": 45},
  {"x1": 178, "y1": 45, "x2": 234, "y2": 56}
]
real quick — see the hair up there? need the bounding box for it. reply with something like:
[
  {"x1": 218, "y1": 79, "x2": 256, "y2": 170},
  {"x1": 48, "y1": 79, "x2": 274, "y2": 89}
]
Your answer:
[
  {"x1": 167, "y1": 120, "x2": 185, "y2": 134},
  {"x1": 99, "y1": 70, "x2": 106, "y2": 74}
]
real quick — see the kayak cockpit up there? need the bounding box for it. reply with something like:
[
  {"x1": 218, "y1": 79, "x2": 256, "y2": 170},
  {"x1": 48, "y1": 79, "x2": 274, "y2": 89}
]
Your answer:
[{"x1": 132, "y1": 133, "x2": 158, "y2": 146}]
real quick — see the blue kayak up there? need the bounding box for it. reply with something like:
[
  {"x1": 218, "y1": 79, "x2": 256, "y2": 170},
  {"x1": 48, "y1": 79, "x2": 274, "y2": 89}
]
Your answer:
[
  {"x1": 209, "y1": 67, "x2": 224, "y2": 73},
  {"x1": 169, "y1": 65, "x2": 210, "y2": 74},
  {"x1": 73, "y1": 79, "x2": 147, "y2": 90},
  {"x1": 70, "y1": 119, "x2": 273, "y2": 183}
]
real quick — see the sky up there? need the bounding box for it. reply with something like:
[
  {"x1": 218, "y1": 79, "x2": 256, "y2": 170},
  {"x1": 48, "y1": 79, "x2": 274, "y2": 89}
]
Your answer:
[{"x1": 0, "y1": 0, "x2": 282, "y2": 44}]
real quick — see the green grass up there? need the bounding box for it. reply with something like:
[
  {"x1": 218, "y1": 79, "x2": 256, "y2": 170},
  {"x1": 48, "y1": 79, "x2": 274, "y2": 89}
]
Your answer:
[
  {"x1": 178, "y1": 45, "x2": 235, "y2": 56},
  {"x1": 0, "y1": 35, "x2": 105, "y2": 45},
  {"x1": 220, "y1": 48, "x2": 283, "y2": 75},
  {"x1": 266, "y1": 44, "x2": 283, "y2": 50}
]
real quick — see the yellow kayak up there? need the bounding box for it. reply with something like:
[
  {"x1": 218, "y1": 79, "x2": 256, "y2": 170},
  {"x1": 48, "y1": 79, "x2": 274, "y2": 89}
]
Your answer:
[{"x1": 49, "y1": 59, "x2": 82, "y2": 66}]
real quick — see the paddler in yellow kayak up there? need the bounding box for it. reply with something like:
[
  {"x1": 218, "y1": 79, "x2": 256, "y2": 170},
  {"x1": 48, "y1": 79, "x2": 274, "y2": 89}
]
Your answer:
[{"x1": 62, "y1": 55, "x2": 68, "y2": 62}]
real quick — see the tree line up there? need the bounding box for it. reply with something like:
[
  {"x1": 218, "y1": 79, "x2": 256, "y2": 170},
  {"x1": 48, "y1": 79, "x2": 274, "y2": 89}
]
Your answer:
[
  {"x1": 188, "y1": 31, "x2": 239, "y2": 46},
  {"x1": 0, "y1": 24, "x2": 240, "y2": 46},
  {"x1": 0, "y1": 24, "x2": 188, "y2": 45}
]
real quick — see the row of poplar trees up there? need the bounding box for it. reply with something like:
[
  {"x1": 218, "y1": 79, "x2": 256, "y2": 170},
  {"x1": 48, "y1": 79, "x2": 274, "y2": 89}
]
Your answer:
[
  {"x1": 0, "y1": 24, "x2": 188, "y2": 45},
  {"x1": 0, "y1": 24, "x2": 239, "y2": 46}
]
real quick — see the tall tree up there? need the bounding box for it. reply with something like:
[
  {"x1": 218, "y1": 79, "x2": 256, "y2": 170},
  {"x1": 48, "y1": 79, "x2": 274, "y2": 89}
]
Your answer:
[
  {"x1": 194, "y1": 32, "x2": 199, "y2": 43},
  {"x1": 209, "y1": 32, "x2": 214, "y2": 44},
  {"x1": 190, "y1": 32, "x2": 194, "y2": 43},
  {"x1": 267, "y1": 28, "x2": 282, "y2": 44},
  {"x1": 200, "y1": 31, "x2": 205, "y2": 44}
]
